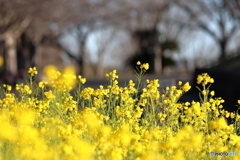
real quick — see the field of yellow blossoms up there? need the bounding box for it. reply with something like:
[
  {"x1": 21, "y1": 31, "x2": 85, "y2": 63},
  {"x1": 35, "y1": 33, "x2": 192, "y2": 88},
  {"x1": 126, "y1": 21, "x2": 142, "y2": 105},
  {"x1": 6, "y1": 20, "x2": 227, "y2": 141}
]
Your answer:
[{"x1": 0, "y1": 62, "x2": 239, "y2": 160}]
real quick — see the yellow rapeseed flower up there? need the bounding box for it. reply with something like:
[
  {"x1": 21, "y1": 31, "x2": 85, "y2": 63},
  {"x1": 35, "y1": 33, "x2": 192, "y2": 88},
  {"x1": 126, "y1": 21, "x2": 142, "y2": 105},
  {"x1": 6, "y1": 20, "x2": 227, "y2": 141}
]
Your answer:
[
  {"x1": 38, "y1": 81, "x2": 48, "y2": 88},
  {"x1": 0, "y1": 63, "x2": 239, "y2": 160},
  {"x1": 44, "y1": 65, "x2": 58, "y2": 80},
  {"x1": 145, "y1": 63, "x2": 149, "y2": 70},
  {"x1": 202, "y1": 90, "x2": 207, "y2": 95},
  {"x1": 62, "y1": 65, "x2": 76, "y2": 75},
  {"x1": 140, "y1": 63, "x2": 149, "y2": 70},
  {"x1": 44, "y1": 90, "x2": 55, "y2": 100},
  {"x1": 178, "y1": 81, "x2": 182, "y2": 85},
  {"x1": 182, "y1": 82, "x2": 191, "y2": 92},
  {"x1": 210, "y1": 91, "x2": 215, "y2": 96},
  {"x1": 28, "y1": 67, "x2": 38, "y2": 76},
  {"x1": 80, "y1": 78, "x2": 86, "y2": 84}
]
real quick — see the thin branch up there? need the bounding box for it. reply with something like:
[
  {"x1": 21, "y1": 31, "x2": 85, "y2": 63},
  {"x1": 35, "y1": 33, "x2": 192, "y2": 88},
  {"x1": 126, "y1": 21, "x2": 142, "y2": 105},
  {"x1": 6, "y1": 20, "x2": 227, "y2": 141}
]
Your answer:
[{"x1": 56, "y1": 42, "x2": 82, "y2": 65}]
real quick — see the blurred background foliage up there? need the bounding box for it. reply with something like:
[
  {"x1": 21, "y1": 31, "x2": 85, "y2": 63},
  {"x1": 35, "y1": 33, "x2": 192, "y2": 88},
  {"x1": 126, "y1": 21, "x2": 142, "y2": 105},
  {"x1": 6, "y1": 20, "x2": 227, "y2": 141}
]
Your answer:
[{"x1": 0, "y1": 0, "x2": 240, "y2": 84}]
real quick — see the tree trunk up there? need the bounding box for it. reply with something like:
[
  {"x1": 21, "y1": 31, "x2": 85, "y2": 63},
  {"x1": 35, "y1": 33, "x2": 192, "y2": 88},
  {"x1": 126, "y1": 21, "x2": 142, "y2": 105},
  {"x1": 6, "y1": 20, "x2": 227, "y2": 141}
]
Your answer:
[
  {"x1": 79, "y1": 44, "x2": 84, "y2": 76},
  {"x1": 154, "y1": 46, "x2": 162, "y2": 74},
  {"x1": 79, "y1": 38, "x2": 86, "y2": 76},
  {"x1": 95, "y1": 63, "x2": 104, "y2": 78},
  {"x1": 95, "y1": 54, "x2": 105, "y2": 78},
  {"x1": 219, "y1": 40, "x2": 227, "y2": 61},
  {"x1": 5, "y1": 32, "x2": 17, "y2": 75},
  {"x1": 17, "y1": 32, "x2": 36, "y2": 71}
]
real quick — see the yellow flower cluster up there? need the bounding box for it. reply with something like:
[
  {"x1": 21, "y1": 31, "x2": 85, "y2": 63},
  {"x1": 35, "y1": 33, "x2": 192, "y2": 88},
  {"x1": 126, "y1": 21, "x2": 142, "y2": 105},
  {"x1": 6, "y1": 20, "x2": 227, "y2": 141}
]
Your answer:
[
  {"x1": 16, "y1": 83, "x2": 32, "y2": 94},
  {"x1": 28, "y1": 67, "x2": 38, "y2": 76},
  {"x1": 106, "y1": 70, "x2": 118, "y2": 81},
  {"x1": 181, "y1": 82, "x2": 191, "y2": 92},
  {"x1": 0, "y1": 66, "x2": 239, "y2": 160},
  {"x1": 197, "y1": 73, "x2": 214, "y2": 86},
  {"x1": 78, "y1": 75, "x2": 87, "y2": 84},
  {"x1": 3, "y1": 84, "x2": 12, "y2": 92},
  {"x1": 38, "y1": 81, "x2": 48, "y2": 88},
  {"x1": 80, "y1": 87, "x2": 95, "y2": 100},
  {"x1": 137, "y1": 61, "x2": 149, "y2": 70},
  {"x1": 42, "y1": 65, "x2": 83, "y2": 91}
]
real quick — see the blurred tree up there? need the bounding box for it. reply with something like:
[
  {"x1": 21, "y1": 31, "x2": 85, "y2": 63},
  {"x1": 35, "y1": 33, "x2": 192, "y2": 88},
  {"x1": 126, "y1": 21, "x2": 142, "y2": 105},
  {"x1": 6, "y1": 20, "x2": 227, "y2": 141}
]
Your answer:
[
  {"x1": 122, "y1": 0, "x2": 176, "y2": 74},
  {"x1": 59, "y1": 25, "x2": 90, "y2": 76},
  {"x1": 93, "y1": 28, "x2": 116, "y2": 78},
  {"x1": 128, "y1": 28, "x2": 179, "y2": 74},
  {"x1": 0, "y1": 0, "x2": 114, "y2": 78},
  {"x1": 0, "y1": 0, "x2": 72, "y2": 78},
  {"x1": 1, "y1": 0, "x2": 214, "y2": 79},
  {"x1": 17, "y1": 32, "x2": 36, "y2": 74},
  {"x1": 226, "y1": 0, "x2": 240, "y2": 19},
  {"x1": 174, "y1": 0, "x2": 240, "y2": 61},
  {"x1": 130, "y1": 29, "x2": 158, "y2": 73},
  {"x1": 57, "y1": 0, "x2": 174, "y2": 76}
]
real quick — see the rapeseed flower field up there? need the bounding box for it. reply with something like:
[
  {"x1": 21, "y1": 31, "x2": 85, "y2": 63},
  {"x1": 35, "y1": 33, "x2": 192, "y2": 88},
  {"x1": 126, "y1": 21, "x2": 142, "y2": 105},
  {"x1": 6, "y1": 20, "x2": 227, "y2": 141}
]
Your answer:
[{"x1": 0, "y1": 62, "x2": 239, "y2": 160}]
